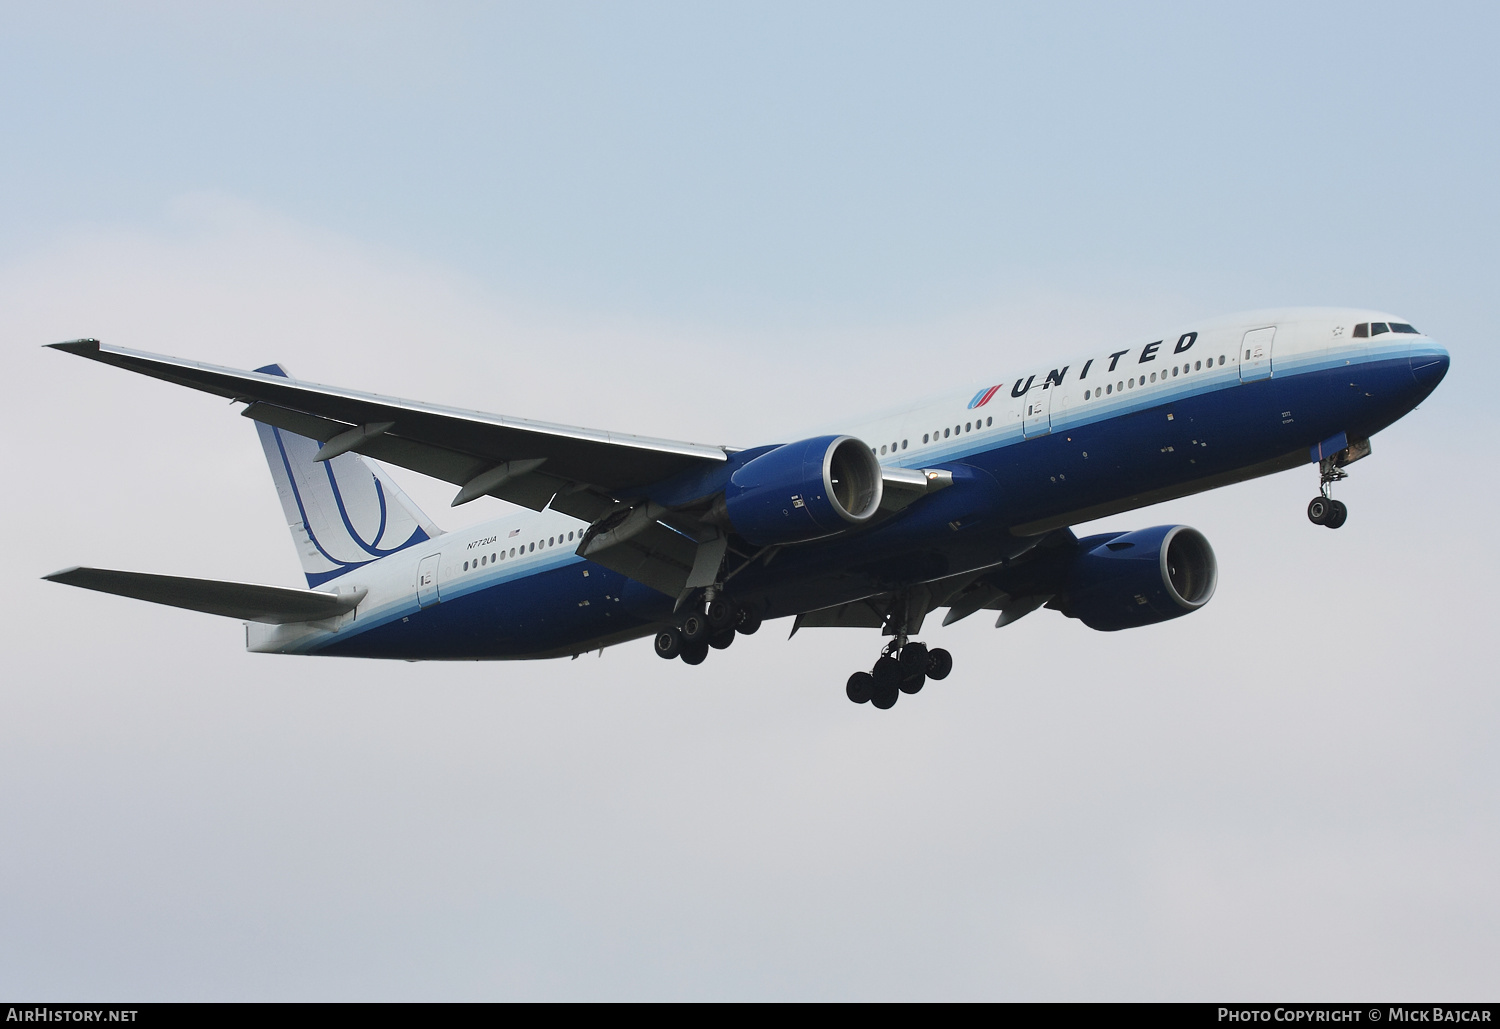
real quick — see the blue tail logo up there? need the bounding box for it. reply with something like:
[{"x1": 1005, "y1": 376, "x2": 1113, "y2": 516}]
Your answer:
[{"x1": 253, "y1": 365, "x2": 441, "y2": 587}]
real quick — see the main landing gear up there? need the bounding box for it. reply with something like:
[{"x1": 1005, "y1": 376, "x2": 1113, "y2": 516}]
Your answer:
[
  {"x1": 1307, "y1": 456, "x2": 1349, "y2": 530},
  {"x1": 844, "y1": 640, "x2": 952, "y2": 710},
  {"x1": 653, "y1": 596, "x2": 763, "y2": 666}
]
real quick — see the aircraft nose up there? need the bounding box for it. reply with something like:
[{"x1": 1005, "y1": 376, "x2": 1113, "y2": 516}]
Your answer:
[{"x1": 1409, "y1": 344, "x2": 1450, "y2": 392}]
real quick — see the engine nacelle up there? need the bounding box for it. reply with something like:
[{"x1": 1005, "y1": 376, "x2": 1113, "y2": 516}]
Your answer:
[
  {"x1": 723, "y1": 435, "x2": 884, "y2": 546},
  {"x1": 1061, "y1": 525, "x2": 1217, "y2": 631}
]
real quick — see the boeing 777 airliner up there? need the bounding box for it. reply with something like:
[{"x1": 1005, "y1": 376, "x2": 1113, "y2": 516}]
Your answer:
[{"x1": 44, "y1": 308, "x2": 1448, "y2": 709}]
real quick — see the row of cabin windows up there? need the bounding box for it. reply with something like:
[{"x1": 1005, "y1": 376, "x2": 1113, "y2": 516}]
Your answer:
[
  {"x1": 1083, "y1": 355, "x2": 1227, "y2": 400},
  {"x1": 1352, "y1": 322, "x2": 1419, "y2": 337},
  {"x1": 462, "y1": 530, "x2": 578, "y2": 572},
  {"x1": 874, "y1": 416, "x2": 1000, "y2": 456}
]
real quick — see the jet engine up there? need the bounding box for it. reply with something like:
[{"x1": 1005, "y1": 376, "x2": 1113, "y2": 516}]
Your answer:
[
  {"x1": 1059, "y1": 525, "x2": 1217, "y2": 631},
  {"x1": 721, "y1": 435, "x2": 884, "y2": 546}
]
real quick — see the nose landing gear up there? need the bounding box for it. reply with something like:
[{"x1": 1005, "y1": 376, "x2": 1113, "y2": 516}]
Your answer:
[
  {"x1": 1306, "y1": 494, "x2": 1347, "y2": 529},
  {"x1": 845, "y1": 639, "x2": 952, "y2": 709},
  {"x1": 1307, "y1": 437, "x2": 1371, "y2": 530},
  {"x1": 1307, "y1": 456, "x2": 1350, "y2": 529}
]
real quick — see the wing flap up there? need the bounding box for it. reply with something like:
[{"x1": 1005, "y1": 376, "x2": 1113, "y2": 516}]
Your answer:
[
  {"x1": 792, "y1": 598, "x2": 889, "y2": 631},
  {"x1": 43, "y1": 566, "x2": 363, "y2": 624},
  {"x1": 580, "y1": 523, "x2": 698, "y2": 598}
]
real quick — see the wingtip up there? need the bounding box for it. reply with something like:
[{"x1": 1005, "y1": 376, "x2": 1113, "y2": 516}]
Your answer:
[
  {"x1": 47, "y1": 339, "x2": 102, "y2": 356},
  {"x1": 42, "y1": 566, "x2": 83, "y2": 583}
]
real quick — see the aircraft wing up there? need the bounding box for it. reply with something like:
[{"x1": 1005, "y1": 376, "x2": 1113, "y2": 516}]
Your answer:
[
  {"x1": 50, "y1": 339, "x2": 728, "y2": 520},
  {"x1": 790, "y1": 529, "x2": 1081, "y2": 635},
  {"x1": 43, "y1": 566, "x2": 364, "y2": 624}
]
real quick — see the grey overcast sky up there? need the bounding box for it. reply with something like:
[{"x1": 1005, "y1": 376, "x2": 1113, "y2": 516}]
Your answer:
[{"x1": 1, "y1": 2, "x2": 1496, "y2": 1000}]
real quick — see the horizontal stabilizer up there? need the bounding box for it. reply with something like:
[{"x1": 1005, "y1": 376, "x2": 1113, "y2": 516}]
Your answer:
[{"x1": 43, "y1": 566, "x2": 364, "y2": 624}]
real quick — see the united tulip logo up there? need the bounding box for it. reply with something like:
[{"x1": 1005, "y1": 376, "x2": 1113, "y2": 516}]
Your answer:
[{"x1": 968, "y1": 384, "x2": 1002, "y2": 409}]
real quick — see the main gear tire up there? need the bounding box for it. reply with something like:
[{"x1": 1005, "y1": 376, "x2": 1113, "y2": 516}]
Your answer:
[
  {"x1": 681, "y1": 612, "x2": 712, "y2": 645},
  {"x1": 899, "y1": 642, "x2": 929, "y2": 676},
  {"x1": 704, "y1": 599, "x2": 735, "y2": 631},
  {"x1": 872, "y1": 655, "x2": 903, "y2": 691},
  {"x1": 654, "y1": 629, "x2": 681, "y2": 660},
  {"x1": 926, "y1": 648, "x2": 953, "y2": 681},
  {"x1": 846, "y1": 672, "x2": 873, "y2": 704}
]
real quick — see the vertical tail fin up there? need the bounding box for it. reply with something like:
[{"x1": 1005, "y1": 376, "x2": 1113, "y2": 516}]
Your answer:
[{"x1": 253, "y1": 364, "x2": 442, "y2": 587}]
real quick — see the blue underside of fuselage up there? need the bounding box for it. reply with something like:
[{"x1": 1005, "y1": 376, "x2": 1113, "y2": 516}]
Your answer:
[{"x1": 311, "y1": 353, "x2": 1439, "y2": 661}]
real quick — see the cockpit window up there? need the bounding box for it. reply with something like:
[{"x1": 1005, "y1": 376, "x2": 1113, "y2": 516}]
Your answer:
[
  {"x1": 1390, "y1": 322, "x2": 1419, "y2": 333},
  {"x1": 1353, "y1": 323, "x2": 1368, "y2": 337},
  {"x1": 1371, "y1": 322, "x2": 1389, "y2": 335}
]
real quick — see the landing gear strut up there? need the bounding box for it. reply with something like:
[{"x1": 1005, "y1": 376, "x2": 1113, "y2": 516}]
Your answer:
[
  {"x1": 845, "y1": 639, "x2": 952, "y2": 709},
  {"x1": 1307, "y1": 456, "x2": 1349, "y2": 530}
]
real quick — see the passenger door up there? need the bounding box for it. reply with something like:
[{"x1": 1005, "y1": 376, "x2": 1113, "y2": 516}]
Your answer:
[
  {"x1": 417, "y1": 554, "x2": 441, "y2": 608},
  {"x1": 1022, "y1": 384, "x2": 1052, "y2": 438},
  {"x1": 1239, "y1": 326, "x2": 1276, "y2": 382}
]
